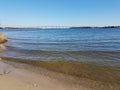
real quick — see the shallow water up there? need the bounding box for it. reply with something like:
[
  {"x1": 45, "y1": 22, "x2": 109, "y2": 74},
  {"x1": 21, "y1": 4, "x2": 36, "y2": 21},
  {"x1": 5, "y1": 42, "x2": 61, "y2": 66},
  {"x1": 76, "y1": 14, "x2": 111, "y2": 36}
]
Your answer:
[{"x1": 0, "y1": 28, "x2": 120, "y2": 67}]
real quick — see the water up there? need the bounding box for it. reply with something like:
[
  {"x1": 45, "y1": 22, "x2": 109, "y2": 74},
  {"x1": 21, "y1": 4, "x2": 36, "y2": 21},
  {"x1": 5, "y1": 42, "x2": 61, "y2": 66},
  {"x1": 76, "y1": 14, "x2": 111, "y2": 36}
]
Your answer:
[{"x1": 0, "y1": 28, "x2": 120, "y2": 67}]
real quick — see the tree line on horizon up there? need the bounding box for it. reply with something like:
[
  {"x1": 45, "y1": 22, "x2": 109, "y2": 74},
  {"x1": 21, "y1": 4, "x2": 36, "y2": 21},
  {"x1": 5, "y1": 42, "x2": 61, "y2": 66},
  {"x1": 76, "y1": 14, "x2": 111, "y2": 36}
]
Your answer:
[{"x1": 0, "y1": 26, "x2": 120, "y2": 29}]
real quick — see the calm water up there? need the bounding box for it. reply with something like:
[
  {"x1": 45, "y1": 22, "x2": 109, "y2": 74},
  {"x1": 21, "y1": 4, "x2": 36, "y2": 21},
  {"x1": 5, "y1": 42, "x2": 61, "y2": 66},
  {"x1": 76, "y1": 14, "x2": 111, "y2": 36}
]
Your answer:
[{"x1": 0, "y1": 28, "x2": 120, "y2": 67}]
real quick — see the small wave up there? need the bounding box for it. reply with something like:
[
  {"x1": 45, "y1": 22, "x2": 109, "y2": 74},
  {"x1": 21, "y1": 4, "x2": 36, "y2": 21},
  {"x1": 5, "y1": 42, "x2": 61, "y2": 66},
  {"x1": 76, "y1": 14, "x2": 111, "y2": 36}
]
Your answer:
[{"x1": 8, "y1": 37, "x2": 39, "y2": 41}]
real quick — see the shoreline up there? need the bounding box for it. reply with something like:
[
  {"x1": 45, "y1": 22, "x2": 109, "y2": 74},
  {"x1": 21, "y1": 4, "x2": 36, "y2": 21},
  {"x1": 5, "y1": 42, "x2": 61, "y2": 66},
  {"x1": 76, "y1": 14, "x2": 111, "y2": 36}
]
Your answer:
[
  {"x1": 0, "y1": 59, "x2": 89, "y2": 90},
  {"x1": 1, "y1": 57, "x2": 120, "y2": 90}
]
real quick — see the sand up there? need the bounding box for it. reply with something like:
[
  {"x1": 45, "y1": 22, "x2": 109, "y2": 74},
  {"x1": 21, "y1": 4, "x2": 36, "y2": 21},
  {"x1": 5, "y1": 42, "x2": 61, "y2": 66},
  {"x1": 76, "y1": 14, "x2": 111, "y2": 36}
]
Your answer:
[{"x1": 0, "y1": 60, "x2": 90, "y2": 90}]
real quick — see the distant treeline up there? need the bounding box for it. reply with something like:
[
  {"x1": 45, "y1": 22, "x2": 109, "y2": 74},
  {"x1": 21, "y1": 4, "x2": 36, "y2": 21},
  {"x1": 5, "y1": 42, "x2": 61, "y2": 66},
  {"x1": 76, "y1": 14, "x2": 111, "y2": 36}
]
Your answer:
[
  {"x1": 0, "y1": 27, "x2": 3, "y2": 29},
  {"x1": 0, "y1": 26, "x2": 120, "y2": 30},
  {"x1": 70, "y1": 26, "x2": 120, "y2": 29},
  {"x1": 1, "y1": 27, "x2": 42, "y2": 30}
]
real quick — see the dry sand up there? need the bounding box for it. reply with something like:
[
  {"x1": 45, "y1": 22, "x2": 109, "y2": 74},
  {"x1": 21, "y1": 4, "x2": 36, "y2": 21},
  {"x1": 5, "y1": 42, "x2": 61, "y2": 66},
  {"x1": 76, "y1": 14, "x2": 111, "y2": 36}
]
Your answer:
[{"x1": 0, "y1": 60, "x2": 90, "y2": 90}]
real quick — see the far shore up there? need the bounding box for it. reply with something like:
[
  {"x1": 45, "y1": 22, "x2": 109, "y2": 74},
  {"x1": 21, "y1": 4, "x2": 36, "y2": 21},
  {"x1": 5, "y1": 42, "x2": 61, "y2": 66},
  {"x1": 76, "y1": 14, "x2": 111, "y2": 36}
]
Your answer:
[
  {"x1": 0, "y1": 26, "x2": 120, "y2": 30},
  {"x1": 1, "y1": 57, "x2": 120, "y2": 90}
]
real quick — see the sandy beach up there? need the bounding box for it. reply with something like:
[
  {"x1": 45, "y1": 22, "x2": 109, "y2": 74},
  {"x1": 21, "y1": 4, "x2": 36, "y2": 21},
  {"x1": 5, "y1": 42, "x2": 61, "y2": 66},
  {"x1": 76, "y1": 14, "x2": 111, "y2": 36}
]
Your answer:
[
  {"x1": 0, "y1": 57, "x2": 120, "y2": 90},
  {"x1": 0, "y1": 59, "x2": 91, "y2": 90}
]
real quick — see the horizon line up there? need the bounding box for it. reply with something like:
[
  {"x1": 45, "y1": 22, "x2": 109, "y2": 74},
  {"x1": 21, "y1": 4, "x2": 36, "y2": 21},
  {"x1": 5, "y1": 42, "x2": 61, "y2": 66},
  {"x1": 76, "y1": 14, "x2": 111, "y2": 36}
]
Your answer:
[
  {"x1": 1, "y1": 25, "x2": 120, "y2": 27},
  {"x1": 1, "y1": 25, "x2": 120, "y2": 29}
]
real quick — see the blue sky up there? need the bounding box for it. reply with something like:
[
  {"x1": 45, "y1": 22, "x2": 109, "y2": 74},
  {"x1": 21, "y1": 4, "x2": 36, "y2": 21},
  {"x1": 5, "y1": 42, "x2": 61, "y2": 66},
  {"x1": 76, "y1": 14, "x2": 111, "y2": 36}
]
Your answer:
[{"x1": 0, "y1": 0, "x2": 120, "y2": 27}]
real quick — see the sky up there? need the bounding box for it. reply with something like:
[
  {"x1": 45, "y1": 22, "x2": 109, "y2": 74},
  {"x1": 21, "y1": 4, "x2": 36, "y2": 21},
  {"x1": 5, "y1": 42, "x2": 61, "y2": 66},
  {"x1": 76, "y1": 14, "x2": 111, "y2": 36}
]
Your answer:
[{"x1": 0, "y1": 0, "x2": 120, "y2": 27}]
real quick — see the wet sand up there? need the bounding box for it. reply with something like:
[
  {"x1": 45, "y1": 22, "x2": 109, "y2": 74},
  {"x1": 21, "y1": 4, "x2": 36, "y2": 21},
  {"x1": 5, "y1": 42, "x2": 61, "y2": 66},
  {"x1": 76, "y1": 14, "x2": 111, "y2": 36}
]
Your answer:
[
  {"x1": 0, "y1": 60, "x2": 91, "y2": 90},
  {"x1": 0, "y1": 58, "x2": 120, "y2": 90}
]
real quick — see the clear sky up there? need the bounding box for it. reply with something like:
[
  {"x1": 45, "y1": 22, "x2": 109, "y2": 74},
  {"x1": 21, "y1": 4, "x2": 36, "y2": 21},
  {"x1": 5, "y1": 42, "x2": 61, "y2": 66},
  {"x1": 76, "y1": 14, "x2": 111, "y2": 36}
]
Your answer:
[{"x1": 0, "y1": 0, "x2": 120, "y2": 27}]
